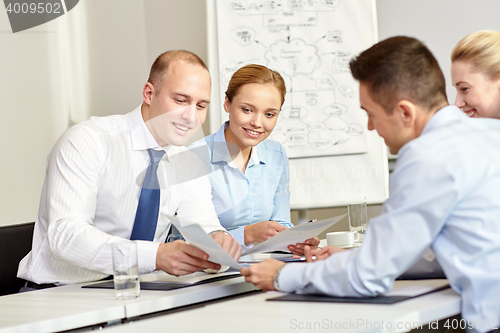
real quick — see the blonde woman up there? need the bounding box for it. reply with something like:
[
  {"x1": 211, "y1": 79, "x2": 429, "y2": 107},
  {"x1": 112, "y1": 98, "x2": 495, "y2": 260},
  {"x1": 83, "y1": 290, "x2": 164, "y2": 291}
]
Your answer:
[{"x1": 451, "y1": 30, "x2": 500, "y2": 119}]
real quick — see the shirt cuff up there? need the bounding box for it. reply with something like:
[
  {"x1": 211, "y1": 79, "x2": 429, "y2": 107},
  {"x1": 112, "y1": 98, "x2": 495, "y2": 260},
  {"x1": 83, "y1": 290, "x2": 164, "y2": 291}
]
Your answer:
[
  {"x1": 136, "y1": 240, "x2": 160, "y2": 274},
  {"x1": 276, "y1": 220, "x2": 294, "y2": 228},
  {"x1": 277, "y1": 262, "x2": 307, "y2": 293},
  {"x1": 228, "y1": 226, "x2": 248, "y2": 250}
]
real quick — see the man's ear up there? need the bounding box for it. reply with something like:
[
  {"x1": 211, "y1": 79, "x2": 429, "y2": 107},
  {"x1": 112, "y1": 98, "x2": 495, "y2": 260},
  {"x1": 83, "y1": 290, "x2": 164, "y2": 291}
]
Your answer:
[
  {"x1": 143, "y1": 82, "x2": 155, "y2": 105},
  {"x1": 395, "y1": 100, "x2": 417, "y2": 128}
]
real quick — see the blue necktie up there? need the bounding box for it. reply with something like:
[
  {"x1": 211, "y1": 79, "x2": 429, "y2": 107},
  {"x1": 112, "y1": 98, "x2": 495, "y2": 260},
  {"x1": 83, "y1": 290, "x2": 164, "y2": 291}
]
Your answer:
[{"x1": 130, "y1": 149, "x2": 165, "y2": 241}]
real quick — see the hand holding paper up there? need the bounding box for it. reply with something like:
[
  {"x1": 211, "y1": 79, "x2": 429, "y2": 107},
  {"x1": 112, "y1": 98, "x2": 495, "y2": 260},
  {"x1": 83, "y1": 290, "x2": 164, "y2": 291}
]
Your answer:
[
  {"x1": 241, "y1": 214, "x2": 347, "y2": 256},
  {"x1": 167, "y1": 214, "x2": 347, "y2": 270},
  {"x1": 168, "y1": 215, "x2": 243, "y2": 270}
]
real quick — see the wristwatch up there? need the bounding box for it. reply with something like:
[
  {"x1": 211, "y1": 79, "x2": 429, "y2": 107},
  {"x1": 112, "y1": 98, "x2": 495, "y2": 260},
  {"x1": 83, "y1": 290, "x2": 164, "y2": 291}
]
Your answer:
[
  {"x1": 273, "y1": 264, "x2": 286, "y2": 291},
  {"x1": 208, "y1": 230, "x2": 232, "y2": 237}
]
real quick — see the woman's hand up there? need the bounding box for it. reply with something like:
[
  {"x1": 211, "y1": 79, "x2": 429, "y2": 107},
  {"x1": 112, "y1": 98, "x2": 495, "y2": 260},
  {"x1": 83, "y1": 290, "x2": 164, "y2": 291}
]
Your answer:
[
  {"x1": 244, "y1": 221, "x2": 287, "y2": 245},
  {"x1": 288, "y1": 237, "x2": 320, "y2": 255},
  {"x1": 304, "y1": 245, "x2": 347, "y2": 262}
]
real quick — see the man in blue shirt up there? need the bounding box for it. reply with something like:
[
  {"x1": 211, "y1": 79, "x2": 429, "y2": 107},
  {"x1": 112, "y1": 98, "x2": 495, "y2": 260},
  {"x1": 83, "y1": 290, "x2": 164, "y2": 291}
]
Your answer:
[{"x1": 241, "y1": 36, "x2": 500, "y2": 333}]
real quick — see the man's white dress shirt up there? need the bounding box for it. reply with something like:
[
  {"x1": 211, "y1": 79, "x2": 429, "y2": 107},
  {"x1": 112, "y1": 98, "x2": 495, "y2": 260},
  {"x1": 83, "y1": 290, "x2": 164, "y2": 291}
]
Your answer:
[
  {"x1": 18, "y1": 106, "x2": 222, "y2": 284},
  {"x1": 278, "y1": 106, "x2": 500, "y2": 332}
]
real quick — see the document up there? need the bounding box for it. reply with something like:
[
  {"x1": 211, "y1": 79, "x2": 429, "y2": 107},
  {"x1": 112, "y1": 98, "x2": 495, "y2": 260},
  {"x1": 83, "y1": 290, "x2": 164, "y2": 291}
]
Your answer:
[
  {"x1": 239, "y1": 253, "x2": 307, "y2": 264},
  {"x1": 168, "y1": 215, "x2": 243, "y2": 270},
  {"x1": 241, "y1": 214, "x2": 347, "y2": 256}
]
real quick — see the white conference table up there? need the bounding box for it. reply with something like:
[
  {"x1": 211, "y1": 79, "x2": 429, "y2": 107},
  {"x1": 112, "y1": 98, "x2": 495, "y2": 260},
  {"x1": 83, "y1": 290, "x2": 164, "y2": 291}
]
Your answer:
[
  {"x1": 0, "y1": 274, "x2": 257, "y2": 333},
  {"x1": 104, "y1": 284, "x2": 461, "y2": 333}
]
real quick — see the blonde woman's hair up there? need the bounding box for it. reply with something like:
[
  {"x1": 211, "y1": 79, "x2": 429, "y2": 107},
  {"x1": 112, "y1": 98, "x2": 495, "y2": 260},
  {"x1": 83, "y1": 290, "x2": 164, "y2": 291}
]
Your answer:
[
  {"x1": 451, "y1": 30, "x2": 500, "y2": 80},
  {"x1": 225, "y1": 64, "x2": 286, "y2": 107}
]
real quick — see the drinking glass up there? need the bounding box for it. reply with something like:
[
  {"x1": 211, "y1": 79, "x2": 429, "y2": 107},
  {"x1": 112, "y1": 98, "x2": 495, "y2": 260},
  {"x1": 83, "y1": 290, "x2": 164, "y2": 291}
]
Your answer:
[
  {"x1": 112, "y1": 241, "x2": 140, "y2": 300},
  {"x1": 348, "y1": 202, "x2": 367, "y2": 242}
]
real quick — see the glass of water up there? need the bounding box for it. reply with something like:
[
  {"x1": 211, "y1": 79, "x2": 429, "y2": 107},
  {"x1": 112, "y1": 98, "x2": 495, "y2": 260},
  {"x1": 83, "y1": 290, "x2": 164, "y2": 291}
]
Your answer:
[
  {"x1": 348, "y1": 202, "x2": 367, "y2": 243},
  {"x1": 112, "y1": 241, "x2": 140, "y2": 300}
]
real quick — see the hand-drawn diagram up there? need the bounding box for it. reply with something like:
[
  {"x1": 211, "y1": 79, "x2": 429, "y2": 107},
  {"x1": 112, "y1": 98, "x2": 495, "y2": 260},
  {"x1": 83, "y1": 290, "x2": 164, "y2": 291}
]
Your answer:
[{"x1": 216, "y1": 0, "x2": 376, "y2": 158}]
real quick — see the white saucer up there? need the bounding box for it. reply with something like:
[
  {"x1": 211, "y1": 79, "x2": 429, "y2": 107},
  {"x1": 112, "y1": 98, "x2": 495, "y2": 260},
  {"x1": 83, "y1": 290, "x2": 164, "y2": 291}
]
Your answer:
[
  {"x1": 337, "y1": 242, "x2": 362, "y2": 249},
  {"x1": 318, "y1": 239, "x2": 362, "y2": 249}
]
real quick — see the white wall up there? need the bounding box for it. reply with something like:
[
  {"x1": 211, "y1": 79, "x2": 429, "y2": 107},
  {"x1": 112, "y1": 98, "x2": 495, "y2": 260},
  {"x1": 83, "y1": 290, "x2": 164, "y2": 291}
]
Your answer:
[
  {"x1": 0, "y1": 0, "x2": 208, "y2": 226},
  {"x1": 0, "y1": 7, "x2": 68, "y2": 225},
  {"x1": 2, "y1": 0, "x2": 500, "y2": 226}
]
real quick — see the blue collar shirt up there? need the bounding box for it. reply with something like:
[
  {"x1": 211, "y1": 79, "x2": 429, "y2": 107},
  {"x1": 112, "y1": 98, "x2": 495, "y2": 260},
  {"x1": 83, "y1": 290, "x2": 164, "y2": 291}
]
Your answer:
[
  {"x1": 191, "y1": 122, "x2": 292, "y2": 250},
  {"x1": 277, "y1": 106, "x2": 500, "y2": 331}
]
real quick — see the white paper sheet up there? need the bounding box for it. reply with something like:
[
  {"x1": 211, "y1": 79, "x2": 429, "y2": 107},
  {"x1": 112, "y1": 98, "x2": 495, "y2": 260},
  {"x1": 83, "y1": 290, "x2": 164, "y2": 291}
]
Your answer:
[
  {"x1": 239, "y1": 253, "x2": 306, "y2": 264},
  {"x1": 241, "y1": 214, "x2": 347, "y2": 256},
  {"x1": 168, "y1": 215, "x2": 243, "y2": 270}
]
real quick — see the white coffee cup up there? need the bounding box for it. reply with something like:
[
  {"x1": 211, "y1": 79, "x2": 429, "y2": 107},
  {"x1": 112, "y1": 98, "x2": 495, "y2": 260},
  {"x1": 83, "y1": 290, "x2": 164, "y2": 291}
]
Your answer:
[{"x1": 326, "y1": 231, "x2": 360, "y2": 247}]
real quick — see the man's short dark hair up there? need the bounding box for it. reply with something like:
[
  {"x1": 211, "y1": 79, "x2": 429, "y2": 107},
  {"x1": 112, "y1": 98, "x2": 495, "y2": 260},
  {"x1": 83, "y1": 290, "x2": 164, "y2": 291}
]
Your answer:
[
  {"x1": 148, "y1": 50, "x2": 209, "y2": 93},
  {"x1": 350, "y1": 36, "x2": 447, "y2": 113}
]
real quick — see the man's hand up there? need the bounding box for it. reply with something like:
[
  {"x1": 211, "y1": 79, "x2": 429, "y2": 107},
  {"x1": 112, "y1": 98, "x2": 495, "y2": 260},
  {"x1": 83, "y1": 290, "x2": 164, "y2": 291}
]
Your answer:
[
  {"x1": 244, "y1": 221, "x2": 287, "y2": 245},
  {"x1": 209, "y1": 231, "x2": 242, "y2": 260},
  {"x1": 156, "y1": 240, "x2": 221, "y2": 276},
  {"x1": 240, "y1": 259, "x2": 285, "y2": 291},
  {"x1": 288, "y1": 237, "x2": 320, "y2": 256},
  {"x1": 304, "y1": 245, "x2": 346, "y2": 262}
]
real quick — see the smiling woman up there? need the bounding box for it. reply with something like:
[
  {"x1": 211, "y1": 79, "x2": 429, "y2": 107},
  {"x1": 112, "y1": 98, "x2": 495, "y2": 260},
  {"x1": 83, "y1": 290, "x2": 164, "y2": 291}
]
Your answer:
[
  {"x1": 191, "y1": 64, "x2": 319, "y2": 253},
  {"x1": 451, "y1": 30, "x2": 500, "y2": 119},
  {"x1": 223, "y1": 82, "x2": 282, "y2": 170}
]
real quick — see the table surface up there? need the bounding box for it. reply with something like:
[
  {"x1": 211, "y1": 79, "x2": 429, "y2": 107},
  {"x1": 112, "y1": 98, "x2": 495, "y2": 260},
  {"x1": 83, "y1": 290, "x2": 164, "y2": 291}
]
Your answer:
[
  {"x1": 103, "y1": 286, "x2": 462, "y2": 333},
  {"x1": 0, "y1": 253, "x2": 462, "y2": 333},
  {"x1": 0, "y1": 275, "x2": 257, "y2": 333}
]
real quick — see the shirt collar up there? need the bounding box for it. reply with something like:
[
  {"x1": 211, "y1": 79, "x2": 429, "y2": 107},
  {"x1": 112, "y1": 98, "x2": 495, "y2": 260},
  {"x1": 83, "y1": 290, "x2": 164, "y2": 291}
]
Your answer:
[
  {"x1": 211, "y1": 122, "x2": 230, "y2": 164},
  {"x1": 211, "y1": 121, "x2": 266, "y2": 166},
  {"x1": 421, "y1": 105, "x2": 466, "y2": 136},
  {"x1": 249, "y1": 143, "x2": 264, "y2": 165},
  {"x1": 127, "y1": 104, "x2": 173, "y2": 160}
]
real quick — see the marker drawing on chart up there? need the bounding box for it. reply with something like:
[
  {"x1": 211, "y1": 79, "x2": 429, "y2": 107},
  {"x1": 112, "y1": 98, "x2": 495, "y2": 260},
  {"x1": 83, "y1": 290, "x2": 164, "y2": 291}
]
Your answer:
[{"x1": 217, "y1": 0, "x2": 373, "y2": 158}]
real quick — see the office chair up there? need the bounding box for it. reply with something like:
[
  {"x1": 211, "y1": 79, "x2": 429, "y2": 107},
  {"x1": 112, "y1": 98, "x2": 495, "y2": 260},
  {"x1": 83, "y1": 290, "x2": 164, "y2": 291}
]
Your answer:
[{"x1": 0, "y1": 222, "x2": 34, "y2": 296}]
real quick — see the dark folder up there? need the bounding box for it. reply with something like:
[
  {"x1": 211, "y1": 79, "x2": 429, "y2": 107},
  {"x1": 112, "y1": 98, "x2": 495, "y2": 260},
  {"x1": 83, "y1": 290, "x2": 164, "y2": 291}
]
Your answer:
[
  {"x1": 82, "y1": 273, "x2": 240, "y2": 291},
  {"x1": 267, "y1": 284, "x2": 450, "y2": 304}
]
